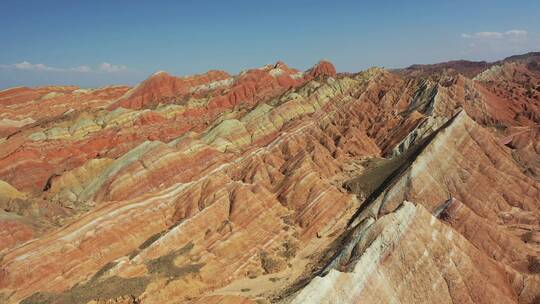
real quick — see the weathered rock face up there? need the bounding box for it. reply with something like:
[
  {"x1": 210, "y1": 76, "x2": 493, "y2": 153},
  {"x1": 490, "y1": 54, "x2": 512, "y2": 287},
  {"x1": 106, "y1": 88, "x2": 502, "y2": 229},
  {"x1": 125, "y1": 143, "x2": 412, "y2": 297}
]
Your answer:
[
  {"x1": 339, "y1": 111, "x2": 540, "y2": 303},
  {"x1": 0, "y1": 54, "x2": 538, "y2": 304},
  {"x1": 109, "y1": 70, "x2": 232, "y2": 110},
  {"x1": 290, "y1": 202, "x2": 518, "y2": 304},
  {"x1": 306, "y1": 60, "x2": 337, "y2": 79}
]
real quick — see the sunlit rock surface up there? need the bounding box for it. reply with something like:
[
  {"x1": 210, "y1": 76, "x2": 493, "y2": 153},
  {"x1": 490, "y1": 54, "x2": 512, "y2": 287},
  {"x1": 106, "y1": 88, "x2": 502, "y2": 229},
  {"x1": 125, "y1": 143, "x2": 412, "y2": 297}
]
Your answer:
[{"x1": 0, "y1": 53, "x2": 539, "y2": 304}]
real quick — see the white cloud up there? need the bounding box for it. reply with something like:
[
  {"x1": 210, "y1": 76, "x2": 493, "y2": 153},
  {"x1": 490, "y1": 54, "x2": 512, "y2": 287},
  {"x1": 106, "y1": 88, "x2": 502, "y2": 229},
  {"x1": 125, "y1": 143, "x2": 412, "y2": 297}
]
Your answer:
[
  {"x1": 1, "y1": 61, "x2": 129, "y2": 73},
  {"x1": 71, "y1": 65, "x2": 92, "y2": 72},
  {"x1": 461, "y1": 30, "x2": 528, "y2": 40},
  {"x1": 459, "y1": 29, "x2": 537, "y2": 58},
  {"x1": 14, "y1": 61, "x2": 57, "y2": 71},
  {"x1": 99, "y1": 62, "x2": 127, "y2": 73},
  {"x1": 505, "y1": 30, "x2": 528, "y2": 37}
]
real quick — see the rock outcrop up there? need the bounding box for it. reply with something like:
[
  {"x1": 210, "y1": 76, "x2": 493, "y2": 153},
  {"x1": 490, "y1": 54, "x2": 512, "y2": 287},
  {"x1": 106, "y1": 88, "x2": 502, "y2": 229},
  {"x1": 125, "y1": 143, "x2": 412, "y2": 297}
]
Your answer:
[{"x1": 0, "y1": 53, "x2": 538, "y2": 304}]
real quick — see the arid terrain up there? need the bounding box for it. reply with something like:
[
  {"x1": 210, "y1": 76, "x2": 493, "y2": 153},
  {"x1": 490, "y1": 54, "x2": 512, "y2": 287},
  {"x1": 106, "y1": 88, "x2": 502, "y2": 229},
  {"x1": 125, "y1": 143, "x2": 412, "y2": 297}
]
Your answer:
[{"x1": 0, "y1": 52, "x2": 539, "y2": 304}]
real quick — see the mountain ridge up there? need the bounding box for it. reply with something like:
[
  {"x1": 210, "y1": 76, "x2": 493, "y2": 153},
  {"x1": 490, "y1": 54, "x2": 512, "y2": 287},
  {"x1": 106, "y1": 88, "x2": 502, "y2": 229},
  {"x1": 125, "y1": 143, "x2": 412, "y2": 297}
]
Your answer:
[{"x1": 0, "y1": 51, "x2": 539, "y2": 304}]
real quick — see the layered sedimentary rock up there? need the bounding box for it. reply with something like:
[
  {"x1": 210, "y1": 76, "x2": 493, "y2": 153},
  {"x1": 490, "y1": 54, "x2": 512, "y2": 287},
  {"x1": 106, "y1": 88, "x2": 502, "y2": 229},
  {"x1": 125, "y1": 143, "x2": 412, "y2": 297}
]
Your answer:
[
  {"x1": 109, "y1": 70, "x2": 232, "y2": 110},
  {"x1": 0, "y1": 53, "x2": 539, "y2": 304},
  {"x1": 290, "y1": 202, "x2": 518, "y2": 304},
  {"x1": 327, "y1": 111, "x2": 540, "y2": 303}
]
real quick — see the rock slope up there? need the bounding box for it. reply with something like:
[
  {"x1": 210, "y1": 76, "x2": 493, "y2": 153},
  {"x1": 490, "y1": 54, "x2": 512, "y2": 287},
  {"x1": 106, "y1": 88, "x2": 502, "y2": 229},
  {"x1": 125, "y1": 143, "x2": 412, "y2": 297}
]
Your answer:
[{"x1": 0, "y1": 53, "x2": 539, "y2": 304}]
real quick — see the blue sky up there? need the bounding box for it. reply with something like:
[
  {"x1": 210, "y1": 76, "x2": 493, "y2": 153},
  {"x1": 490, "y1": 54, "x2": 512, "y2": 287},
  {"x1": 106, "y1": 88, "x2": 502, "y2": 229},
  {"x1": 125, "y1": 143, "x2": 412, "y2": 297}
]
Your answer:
[{"x1": 1, "y1": 0, "x2": 539, "y2": 89}]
